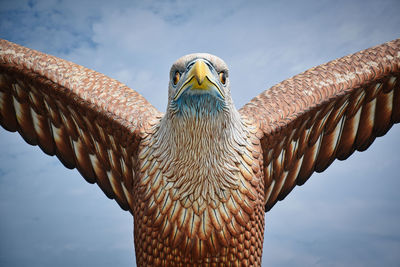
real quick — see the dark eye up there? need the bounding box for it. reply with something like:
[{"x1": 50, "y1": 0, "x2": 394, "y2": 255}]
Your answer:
[
  {"x1": 219, "y1": 72, "x2": 226, "y2": 84},
  {"x1": 173, "y1": 71, "x2": 180, "y2": 85}
]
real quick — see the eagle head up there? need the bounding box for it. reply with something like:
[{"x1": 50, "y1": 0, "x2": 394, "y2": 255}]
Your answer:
[{"x1": 167, "y1": 53, "x2": 234, "y2": 117}]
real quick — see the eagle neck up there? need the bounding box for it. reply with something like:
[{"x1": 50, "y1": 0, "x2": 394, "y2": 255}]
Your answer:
[{"x1": 150, "y1": 104, "x2": 248, "y2": 203}]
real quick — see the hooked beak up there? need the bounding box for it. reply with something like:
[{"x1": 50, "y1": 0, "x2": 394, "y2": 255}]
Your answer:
[{"x1": 173, "y1": 60, "x2": 224, "y2": 101}]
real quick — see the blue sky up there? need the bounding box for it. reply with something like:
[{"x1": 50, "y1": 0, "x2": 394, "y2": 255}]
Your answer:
[{"x1": 0, "y1": 0, "x2": 399, "y2": 266}]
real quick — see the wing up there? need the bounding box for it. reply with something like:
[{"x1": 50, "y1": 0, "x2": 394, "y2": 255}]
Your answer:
[
  {"x1": 239, "y1": 38, "x2": 400, "y2": 212},
  {"x1": 0, "y1": 39, "x2": 162, "y2": 214}
]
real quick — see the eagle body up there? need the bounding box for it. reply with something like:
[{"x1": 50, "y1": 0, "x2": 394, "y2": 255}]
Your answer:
[
  {"x1": 133, "y1": 64, "x2": 266, "y2": 265},
  {"x1": 0, "y1": 39, "x2": 399, "y2": 266},
  {"x1": 133, "y1": 116, "x2": 265, "y2": 265}
]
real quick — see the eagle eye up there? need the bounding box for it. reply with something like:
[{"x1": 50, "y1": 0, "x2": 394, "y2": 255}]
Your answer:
[
  {"x1": 219, "y1": 72, "x2": 226, "y2": 85},
  {"x1": 173, "y1": 71, "x2": 180, "y2": 85}
]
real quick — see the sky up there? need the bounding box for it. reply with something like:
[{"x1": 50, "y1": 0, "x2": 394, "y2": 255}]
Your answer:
[{"x1": 0, "y1": 0, "x2": 399, "y2": 266}]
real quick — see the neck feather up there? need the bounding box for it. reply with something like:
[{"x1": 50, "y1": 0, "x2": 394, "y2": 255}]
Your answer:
[{"x1": 149, "y1": 99, "x2": 248, "y2": 203}]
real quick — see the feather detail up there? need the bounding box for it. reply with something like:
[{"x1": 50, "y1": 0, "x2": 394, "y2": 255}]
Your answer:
[
  {"x1": 239, "y1": 38, "x2": 400, "y2": 211},
  {"x1": 6, "y1": 39, "x2": 396, "y2": 265}
]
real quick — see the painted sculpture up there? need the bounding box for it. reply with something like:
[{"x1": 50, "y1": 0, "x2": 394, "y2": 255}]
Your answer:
[{"x1": 0, "y1": 38, "x2": 399, "y2": 266}]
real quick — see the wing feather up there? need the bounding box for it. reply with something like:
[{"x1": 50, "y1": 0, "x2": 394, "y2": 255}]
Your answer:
[
  {"x1": 239, "y1": 39, "x2": 400, "y2": 212},
  {"x1": 0, "y1": 39, "x2": 162, "y2": 214}
]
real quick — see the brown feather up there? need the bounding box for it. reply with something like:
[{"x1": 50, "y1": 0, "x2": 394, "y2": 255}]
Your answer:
[
  {"x1": 240, "y1": 38, "x2": 400, "y2": 211},
  {"x1": 355, "y1": 98, "x2": 376, "y2": 151},
  {"x1": 31, "y1": 107, "x2": 55, "y2": 155},
  {"x1": 374, "y1": 79, "x2": 395, "y2": 136},
  {"x1": 336, "y1": 109, "x2": 361, "y2": 160},
  {"x1": 1, "y1": 38, "x2": 161, "y2": 217},
  {"x1": 0, "y1": 90, "x2": 18, "y2": 131}
]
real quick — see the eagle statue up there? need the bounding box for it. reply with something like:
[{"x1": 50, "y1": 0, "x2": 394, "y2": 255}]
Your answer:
[{"x1": 0, "y1": 38, "x2": 399, "y2": 266}]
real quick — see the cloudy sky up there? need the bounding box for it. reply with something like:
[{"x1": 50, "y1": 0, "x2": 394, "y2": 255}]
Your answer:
[{"x1": 0, "y1": 0, "x2": 399, "y2": 266}]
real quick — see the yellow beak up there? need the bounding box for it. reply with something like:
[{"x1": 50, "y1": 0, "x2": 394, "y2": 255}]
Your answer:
[
  {"x1": 173, "y1": 60, "x2": 224, "y2": 100},
  {"x1": 191, "y1": 60, "x2": 209, "y2": 86}
]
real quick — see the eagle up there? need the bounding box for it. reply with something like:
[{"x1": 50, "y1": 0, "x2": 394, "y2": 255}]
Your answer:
[{"x1": 0, "y1": 38, "x2": 399, "y2": 266}]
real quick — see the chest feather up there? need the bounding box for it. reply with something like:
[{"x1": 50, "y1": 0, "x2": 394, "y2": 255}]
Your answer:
[{"x1": 133, "y1": 115, "x2": 263, "y2": 259}]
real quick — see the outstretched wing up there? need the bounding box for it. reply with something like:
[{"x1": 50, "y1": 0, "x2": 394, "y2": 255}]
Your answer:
[
  {"x1": 239, "y1": 39, "x2": 400, "y2": 212},
  {"x1": 0, "y1": 39, "x2": 162, "y2": 214}
]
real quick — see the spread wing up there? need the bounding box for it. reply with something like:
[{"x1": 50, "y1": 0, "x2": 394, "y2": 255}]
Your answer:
[
  {"x1": 0, "y1": 39, "x2": 162, "y2": 214},
  {"x1": 239, "y1": 38, "x2": 400, "y2": 212}
]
